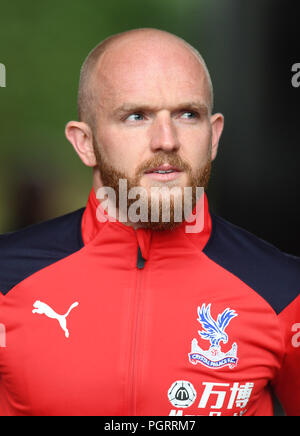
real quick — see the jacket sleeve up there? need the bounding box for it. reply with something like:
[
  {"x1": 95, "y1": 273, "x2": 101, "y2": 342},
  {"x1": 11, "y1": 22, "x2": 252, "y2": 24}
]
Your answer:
[
  {"x1": 272, "y1": 295, "x2": 300, "y2": 416},
  {"x1": 0, "y1": 293, "x2": 5, "y2": 348}
]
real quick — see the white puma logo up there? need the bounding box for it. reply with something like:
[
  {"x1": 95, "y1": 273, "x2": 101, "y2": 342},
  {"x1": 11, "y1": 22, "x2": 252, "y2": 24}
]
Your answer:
[{"x1": 32, "y1": 300, "x2": 79, "y2": 338}]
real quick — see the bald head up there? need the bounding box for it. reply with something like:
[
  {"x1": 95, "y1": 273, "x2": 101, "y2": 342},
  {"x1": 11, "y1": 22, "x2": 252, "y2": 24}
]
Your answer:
[{"x1": 77, "y1": 28, "x2": 214, "y2": 129}]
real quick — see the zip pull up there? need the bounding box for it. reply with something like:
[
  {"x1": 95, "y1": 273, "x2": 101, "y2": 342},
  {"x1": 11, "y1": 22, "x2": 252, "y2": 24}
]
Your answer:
[
  {"x1": 137, "y1": 246, "x2": 146, "y2": 269},
  {"x1": 135, "y1": 228, "x2": 150, "y2": 269}
]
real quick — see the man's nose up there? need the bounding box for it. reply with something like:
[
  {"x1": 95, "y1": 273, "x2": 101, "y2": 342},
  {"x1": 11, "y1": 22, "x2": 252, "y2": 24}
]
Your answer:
[{"x1": 149, "y1": 114, "x2": 180, "y2": 152}]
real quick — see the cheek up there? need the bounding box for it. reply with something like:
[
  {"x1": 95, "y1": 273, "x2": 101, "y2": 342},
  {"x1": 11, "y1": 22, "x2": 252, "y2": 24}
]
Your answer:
[
  {"x1": 97, "y1": 129, "x2": 143, "y2": 175},
  {"x1": 96, "y1": 129, "x2": 125, "y2": 163},
  {"x1": 179, "y1": 127, "x2": 212, "y2": 166}
]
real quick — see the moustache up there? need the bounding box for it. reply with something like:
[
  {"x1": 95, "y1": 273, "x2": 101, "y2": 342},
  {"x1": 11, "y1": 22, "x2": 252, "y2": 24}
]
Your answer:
[{"x1": 135, "y1": 153, "x2": 192, "y2": 178}]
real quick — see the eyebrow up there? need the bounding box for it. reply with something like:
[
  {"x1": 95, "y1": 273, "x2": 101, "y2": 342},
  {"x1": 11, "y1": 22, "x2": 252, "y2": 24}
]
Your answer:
[{"x1": 112, "y1": 101, "x2": 209, "y2": 118}]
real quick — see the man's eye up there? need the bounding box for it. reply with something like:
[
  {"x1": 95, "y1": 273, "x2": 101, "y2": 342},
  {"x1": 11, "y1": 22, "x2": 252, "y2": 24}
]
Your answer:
[
  {"x1": 180, "y1": 111, "x2": 198, "y2": 120},
  {"x1": 126, "y1": 113, "x2": 144, "y2": 121}
]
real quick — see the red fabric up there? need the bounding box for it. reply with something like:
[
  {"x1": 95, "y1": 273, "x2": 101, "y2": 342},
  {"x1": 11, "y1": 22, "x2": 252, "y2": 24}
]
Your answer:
[{"x1": 0, "y1": 189, "x2": 297, "y2": 415}]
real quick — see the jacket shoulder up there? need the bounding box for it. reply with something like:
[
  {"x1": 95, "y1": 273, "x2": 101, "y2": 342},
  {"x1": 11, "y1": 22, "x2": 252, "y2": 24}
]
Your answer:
[
  {"x1": 0, "y1": 208, "x2": 85, "y2": 295},
  {"x1": 204, "y1": 214, "x2": 300, "y2": 314}
]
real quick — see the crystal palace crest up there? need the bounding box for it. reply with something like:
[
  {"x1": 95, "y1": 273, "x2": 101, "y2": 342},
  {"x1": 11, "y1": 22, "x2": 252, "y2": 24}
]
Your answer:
[{"x1": 188, "y1": 304, "x2": 238, "y2": 370}]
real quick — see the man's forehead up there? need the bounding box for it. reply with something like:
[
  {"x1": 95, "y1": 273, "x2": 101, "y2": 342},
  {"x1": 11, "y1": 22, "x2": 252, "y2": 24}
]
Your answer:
[
  {"x1": 78, "y1": 29, "x2": 214, "y2": 124},
  {"x1": 95, "y1": 31, "x2": 207, "y2": 78},
  {"x1": 93, "y1": 33, "x2": 211, "y2": 109}
]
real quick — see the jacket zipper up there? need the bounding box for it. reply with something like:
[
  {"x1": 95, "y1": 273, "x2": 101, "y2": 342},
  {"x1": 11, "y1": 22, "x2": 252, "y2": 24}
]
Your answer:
[
  {"x1": 128, "y1": 244, "x2": 146, "y2": 415},
  {"x1": 137, "y1": 246, "x2": 146, "y2": 269}
]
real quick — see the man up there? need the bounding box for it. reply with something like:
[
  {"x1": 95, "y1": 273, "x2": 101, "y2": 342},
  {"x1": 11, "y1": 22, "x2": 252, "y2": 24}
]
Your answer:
[{"x1": 0, "y1": 28, "x2": 299, "y2": 416}]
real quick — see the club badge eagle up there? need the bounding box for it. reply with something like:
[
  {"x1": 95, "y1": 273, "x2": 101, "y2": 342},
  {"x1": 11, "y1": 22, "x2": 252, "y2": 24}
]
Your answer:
[{"x1": 188, "y1": 303, "x2": 238, "y2": 369}]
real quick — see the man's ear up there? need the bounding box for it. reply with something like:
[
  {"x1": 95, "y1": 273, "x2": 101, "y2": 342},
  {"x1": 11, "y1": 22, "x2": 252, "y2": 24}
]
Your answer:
[
  {"x1": 65, "y1": 121, "x2": 97, "y2": 167},
  {"x1": 210, "y1": 113, "x2": 224, "y2": 161}
]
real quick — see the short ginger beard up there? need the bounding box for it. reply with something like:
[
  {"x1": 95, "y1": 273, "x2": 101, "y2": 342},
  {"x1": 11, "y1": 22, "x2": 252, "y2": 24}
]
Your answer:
[{"x1": 93, "y1": 138, "x2": 211, "y2": 231}]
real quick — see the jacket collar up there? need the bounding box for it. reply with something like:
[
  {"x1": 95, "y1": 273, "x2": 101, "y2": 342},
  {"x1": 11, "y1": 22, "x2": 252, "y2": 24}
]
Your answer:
[{"x1": 81, "y1": 187, "x2": 212, "y2": 260}]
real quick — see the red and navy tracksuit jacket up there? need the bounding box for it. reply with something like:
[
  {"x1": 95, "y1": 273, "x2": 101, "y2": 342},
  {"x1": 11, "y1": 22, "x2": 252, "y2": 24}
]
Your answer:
[{"x1": 0, "y1": 188, "x2": 299, "y2": 416}]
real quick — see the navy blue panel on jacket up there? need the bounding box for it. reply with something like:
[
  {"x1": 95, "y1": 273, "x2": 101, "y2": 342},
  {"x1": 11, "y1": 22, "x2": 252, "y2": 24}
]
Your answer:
[
  {"x1": 0, "y1": 208, "x2": 85, "y2": 296},
  {"x1": 204, "y1": 214, "x2": 300, "y2": 314}
]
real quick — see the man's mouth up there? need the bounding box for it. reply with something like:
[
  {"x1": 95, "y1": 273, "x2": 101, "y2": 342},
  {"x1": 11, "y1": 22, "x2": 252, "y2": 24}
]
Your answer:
[
  {"x1": 150, "y1": 170, "x2": 175, "y2": 174},
  {"x1": 144, "y1": 164, "x2": 182, "y2": 174},
  {"x1": 144, "y1": 164, "x2": 183, "y2": 181}
]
